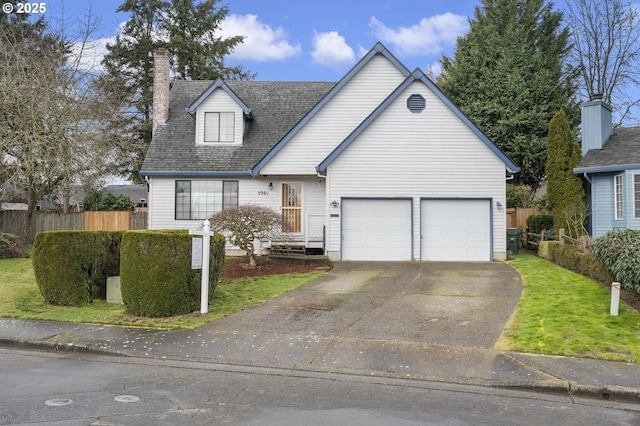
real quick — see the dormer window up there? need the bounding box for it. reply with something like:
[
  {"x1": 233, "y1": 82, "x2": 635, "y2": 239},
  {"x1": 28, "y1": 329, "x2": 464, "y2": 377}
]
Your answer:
[{"x1": 204, "y1": 112, "x2": 235, "y2": 143}]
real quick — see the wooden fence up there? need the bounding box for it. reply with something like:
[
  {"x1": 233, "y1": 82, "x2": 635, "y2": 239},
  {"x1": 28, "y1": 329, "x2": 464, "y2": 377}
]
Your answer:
[
  {"x1": 507, "y1": 207, "x2": 543, "y2": 248},
  {"x1": 0, "y1": 210, "x2": 147, "y2": 243},
  {"x1": 506, "y1": 207, "x2": 541, "y2": 230},
  {"x1": 84, "y1": 211, "x2": 132, "y2": 231},
  {"x1": 558, "y1": 228, "x2": 592, "y2": 254},
  {"x1": 526, "y1": 229, "x2": 555, "y2": 249}
]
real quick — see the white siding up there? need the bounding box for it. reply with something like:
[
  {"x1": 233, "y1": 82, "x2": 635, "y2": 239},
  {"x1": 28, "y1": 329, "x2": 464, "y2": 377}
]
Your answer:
[
  {"x1": 195, "y1": 89, "x2": 244, "y2": 145},
  {"x1": 325, "y1": 81, "x2": 507, "y2": 260},
  {"x1": 261, "y1": 55, "x2": 407, "y2": 175},
  {"x1": 148, "y1": 176, "x2": 325, "y2": 240}
]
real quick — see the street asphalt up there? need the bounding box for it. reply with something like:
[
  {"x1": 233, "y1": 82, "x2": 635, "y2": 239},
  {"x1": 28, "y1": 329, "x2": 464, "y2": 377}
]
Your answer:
[{"x1": 1, "y1": 261, "x2": 639, "y2": 405}]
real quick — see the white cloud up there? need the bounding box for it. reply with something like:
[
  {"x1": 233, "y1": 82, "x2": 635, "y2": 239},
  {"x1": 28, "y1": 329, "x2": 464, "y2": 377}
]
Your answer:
[
  {"x1": 70, "y1": 13, "x2": 302, "y2": 71},
  {"x1": 69, "y1": 36, "x2": 112, "y2": 73},
  {"x1": 311, "y1": 31, "x2": 355, "y2": 70},
  {"x1": 220, "y1": 14, "x2": 301, "y2": 61},
  {"x1": 425, "y1": 61, "x2": 442, "y2": 79},
  {"x1": 357, "y1": 45, "x2": 368, "y2": 59},
  {"x1": 369, "y1": 13, "x2": 468, "y2": 56}
]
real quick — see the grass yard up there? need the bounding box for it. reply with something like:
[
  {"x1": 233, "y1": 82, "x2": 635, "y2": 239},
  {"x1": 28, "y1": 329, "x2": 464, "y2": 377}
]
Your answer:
[
  {"x1": 0, "y1": 256, "x2": 324, "y2": 329},
  {"x1": 4, "y1": 252, "x2": 640, "y2": 361},
  {"x1": 499, "y1": 254, "x2": 640, "y2": 362}
]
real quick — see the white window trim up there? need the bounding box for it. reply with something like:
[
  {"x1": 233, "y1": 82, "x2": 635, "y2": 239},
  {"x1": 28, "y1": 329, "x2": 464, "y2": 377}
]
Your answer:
[
  {"x1": 614, "y1": 174, "x2": 624, "y2": 221},
  {"x1": 281, "y1": 182, "x2": 303, "y2": 234},
  {"x1": 203, "y1": 111, "x2": 235, "y2": 144}
]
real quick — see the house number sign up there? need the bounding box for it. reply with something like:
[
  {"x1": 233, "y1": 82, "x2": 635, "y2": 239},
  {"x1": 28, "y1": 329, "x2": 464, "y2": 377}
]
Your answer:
[{"x1": 257, "y1": 191, "x2": 269, "y2": 196}]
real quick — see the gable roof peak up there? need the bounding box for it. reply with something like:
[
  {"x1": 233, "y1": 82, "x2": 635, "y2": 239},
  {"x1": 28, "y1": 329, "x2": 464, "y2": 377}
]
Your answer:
[
  {"x1": 185, "y1": 78, "x2": 254, "y2": 119},
  {"x1": 316, "y1": 67, "x2": 520, "y2": 174},
  {"x1": 373, "y1": 41, "x2": 385, "y2": 52},
  {"x1": 251, "y1": 41, "x2": 411, "y2": 175},
  {"x1": 411, "y1": 68, "x2": 425, "y2": 79}
]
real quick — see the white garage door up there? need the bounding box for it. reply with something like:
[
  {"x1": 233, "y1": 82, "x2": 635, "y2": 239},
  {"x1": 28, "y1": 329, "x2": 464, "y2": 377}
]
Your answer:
[
  {"x1": 421, "y1": 199, "x2": 491, "y2": 261},
  {"x1": 342, "y1": 199, "x2": 412, "y2": 261}
]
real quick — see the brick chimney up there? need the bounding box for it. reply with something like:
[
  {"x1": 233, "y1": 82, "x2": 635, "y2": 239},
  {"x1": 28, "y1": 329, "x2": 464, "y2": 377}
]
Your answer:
[
  {"x1": 152, "y1": 48, "x2": 170, "y2": 136},
  {"x1": 580, "y1": 94, "x2": 612, "y2": 156}
]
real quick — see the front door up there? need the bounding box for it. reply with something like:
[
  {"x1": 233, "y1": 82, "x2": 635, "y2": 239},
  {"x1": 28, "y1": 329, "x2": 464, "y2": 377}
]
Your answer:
[{"x1": 282, "y1": 183, "x2": 302, "y2": 233}]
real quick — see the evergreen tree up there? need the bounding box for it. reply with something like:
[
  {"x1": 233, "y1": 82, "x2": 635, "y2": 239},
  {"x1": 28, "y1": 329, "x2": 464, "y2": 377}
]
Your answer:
[
  {"x1": 546, "y1": 109, "x2": 586, "y2": 236},
  {"x1": 99, "y1": 0, "x2": 253, "y2": 182},
  {"x1": 166, "y1": 0, "x2": 248, "y2": 80},
  {"x1": 438, "y1": 0, "x2": 579, "y2": 189}
]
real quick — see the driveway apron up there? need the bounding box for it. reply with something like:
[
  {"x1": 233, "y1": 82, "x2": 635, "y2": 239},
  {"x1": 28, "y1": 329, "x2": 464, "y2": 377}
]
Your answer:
[
  {"x1": 213, "y1": 262, "x2": 522, "y2": 347},
  {"x1": 146, "y1": 261, "x2": 524, "y2": 379}
]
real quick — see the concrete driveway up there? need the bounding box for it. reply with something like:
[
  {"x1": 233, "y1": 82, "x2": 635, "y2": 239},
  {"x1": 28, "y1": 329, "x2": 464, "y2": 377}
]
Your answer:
[{"x1": 213, "y1": 262, "x2": 522, "y2": 349}]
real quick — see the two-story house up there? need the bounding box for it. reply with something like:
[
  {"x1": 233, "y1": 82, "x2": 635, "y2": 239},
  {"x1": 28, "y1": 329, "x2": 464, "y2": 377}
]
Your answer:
[{"x1": 140, "y1": 43, "x2": 519, "y2": 261}]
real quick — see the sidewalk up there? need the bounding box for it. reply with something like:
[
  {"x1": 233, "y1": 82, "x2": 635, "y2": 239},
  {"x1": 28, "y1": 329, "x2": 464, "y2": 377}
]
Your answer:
[
  {"x1": 2, "y1": 316, "x2": 639, "y2": 404},
  {"x1": 2, "y1": 260, "x2": 640, "y2": 406}
]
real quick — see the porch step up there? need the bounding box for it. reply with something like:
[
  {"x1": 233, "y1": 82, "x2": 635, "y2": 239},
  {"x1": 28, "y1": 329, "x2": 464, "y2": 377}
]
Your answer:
[
  {"x1": 270, "y1": 244, "x2": 306, "y2": 255},
  {"x1": 268, "y1": 254, "x2": 331, "y2": 266}
]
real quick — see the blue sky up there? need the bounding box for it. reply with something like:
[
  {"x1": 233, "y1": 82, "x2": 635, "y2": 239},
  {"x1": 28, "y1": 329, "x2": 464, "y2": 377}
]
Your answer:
[
  {"x1": 36, "y1": 0, "x2": 640, "y2": 124},
  {"x1": 46, "y1": 0, "x2": 480, "y2": 81}
]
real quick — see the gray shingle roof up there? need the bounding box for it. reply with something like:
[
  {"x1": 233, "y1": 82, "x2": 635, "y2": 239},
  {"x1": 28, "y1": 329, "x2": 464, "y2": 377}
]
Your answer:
[
  {"x1": 141, "y1": 80, "x2": 336, "y2": 175},
  {"x1": 104, "y1": 184, "x2": 148, "y2": 202},
  {"x1": 575, "y1": 126, "x2": 640, "y2": 173}
]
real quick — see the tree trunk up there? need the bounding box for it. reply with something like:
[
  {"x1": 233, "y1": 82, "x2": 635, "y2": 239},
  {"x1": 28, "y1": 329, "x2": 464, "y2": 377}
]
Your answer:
[
  {"x1": 62, "y1": 179, "x2": 71, "y2": 213},
  {"x1": 24, "y1": 178, "x2": 38, "y2": 242}
]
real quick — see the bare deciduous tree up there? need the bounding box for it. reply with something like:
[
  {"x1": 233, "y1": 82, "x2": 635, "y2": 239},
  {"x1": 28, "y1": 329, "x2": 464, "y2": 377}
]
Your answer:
[
  {"x1": 557, "y1": 201, "x2": 590, "y2": 238},
  {"x1": 0, "y1": 9, "x2": 144, "y2": 237},
  {"x1": 209, "y1": 204, "x2": 283, "y2": 267},
  {"x1": 565, "y1": 0, "x2": 640, "y2": 124}
]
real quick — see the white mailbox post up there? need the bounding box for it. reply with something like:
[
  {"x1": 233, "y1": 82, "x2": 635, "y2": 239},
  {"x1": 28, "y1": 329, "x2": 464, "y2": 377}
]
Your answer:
[{"x1": 189, "y1": 219, "x2": 214, "y2": 314}]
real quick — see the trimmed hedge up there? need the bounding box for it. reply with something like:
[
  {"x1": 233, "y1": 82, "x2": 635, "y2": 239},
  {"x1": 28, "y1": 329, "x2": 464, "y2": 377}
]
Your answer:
[
  {"x1": 538, "y1": 240, "x2": 555, "y2": 261},
  {"x1": 527, "y1": 214, "x2": 554, "y2": 233},
  {"x1": 592, "y1": 229, "x2": 640, "y2": 293},
  {"x1": 32, "y1": 231, "x2": 123, "y2": 306},
  {"x1": 539, "y1": 241, "x2": 614, "y2": 284},
  {"x1": 120, "y1": 230, "x2": 225, "y2": 317}
]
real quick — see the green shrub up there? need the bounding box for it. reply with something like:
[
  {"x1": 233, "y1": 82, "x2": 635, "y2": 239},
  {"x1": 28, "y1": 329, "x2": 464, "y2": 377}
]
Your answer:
[
  {"x1": 120, "y1": 230, "x2": 225, "y2": 318},
  {"x1": 0, "y1": 232, "x2": 29, "y2": 259},
  {"x1": 83, "y1": 190, "x2": 135, "y2": 211},
  {"x1": 592, "y1": 229, "x2": 640, "y2": 292},
  {"x1": 527, "y1": 214, "x2": 554, "y2": 233},
  {"x1": 538, "y1": 241, "x2": 558, "y2": 260},
  {"x1": 506, "y1": 184, "x2": 535, "y2": 208},
  {"x1": 548, "y1": 243, "x2": 614, "y2": 284},
  {"x1": 32, "y1": 231, "x2": 123, "y2": 306}
]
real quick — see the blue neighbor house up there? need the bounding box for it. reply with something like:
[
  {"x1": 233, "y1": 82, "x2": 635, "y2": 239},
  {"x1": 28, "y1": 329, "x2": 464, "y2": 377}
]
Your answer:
[{"x1": 574, "y1": 99, "x2": 640, "y2": 237}]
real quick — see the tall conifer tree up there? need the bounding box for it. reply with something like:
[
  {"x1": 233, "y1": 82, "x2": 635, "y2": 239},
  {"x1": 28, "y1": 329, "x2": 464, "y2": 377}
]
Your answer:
[
  {"x1": 438, "y1": 0, "x2": 578, "y2": 189},
  {"x1": 546, "y1": 109, "x2": 586, "y2": 236},
  {"x1": 99, "y1": 0, "x2": 252, "y2": 182}
]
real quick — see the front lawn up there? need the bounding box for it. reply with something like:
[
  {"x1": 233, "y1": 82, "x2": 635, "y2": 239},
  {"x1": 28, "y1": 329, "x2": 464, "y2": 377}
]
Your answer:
[
  {"x1": 0, "y1": 256, "x2": 324, "y2": 329},
  {"x1": 499, "y1": 254, "x2": 640, "y2": 362}
]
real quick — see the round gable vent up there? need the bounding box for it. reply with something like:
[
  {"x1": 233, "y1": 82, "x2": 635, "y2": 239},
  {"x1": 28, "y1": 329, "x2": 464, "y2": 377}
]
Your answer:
[{"x1": 407, "y1": 94, "x2": 426, "y2": 113}]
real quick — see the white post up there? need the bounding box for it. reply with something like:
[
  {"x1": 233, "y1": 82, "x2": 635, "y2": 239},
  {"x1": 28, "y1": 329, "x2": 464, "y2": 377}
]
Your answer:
[
  {"x1": 200, "y1": 219, "x2": 211, "y2": 314},
  {"x1": 611, "y1": 282, "x2": 621, "y2": 316}
]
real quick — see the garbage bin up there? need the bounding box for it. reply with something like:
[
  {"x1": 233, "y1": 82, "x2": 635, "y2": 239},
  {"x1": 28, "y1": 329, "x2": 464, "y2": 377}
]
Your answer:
[{"x1": 506, "y1": 228, "x2": 520, "y2": 255}]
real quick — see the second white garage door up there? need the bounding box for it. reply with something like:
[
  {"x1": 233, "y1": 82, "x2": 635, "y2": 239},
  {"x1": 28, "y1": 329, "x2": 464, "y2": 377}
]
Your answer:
[
  {"x1": 342, "y1": 199, "x2": 412, "y2": 261},
  {"x1": 421, "y1": 199, "x2": 491, "y2": 261}
]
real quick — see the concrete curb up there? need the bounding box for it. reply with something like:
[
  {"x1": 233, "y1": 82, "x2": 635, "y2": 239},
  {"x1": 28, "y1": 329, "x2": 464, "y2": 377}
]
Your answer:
[
  {"x1": 4, "y1": 336, "x2": 640, "y2": 405},
  {"x1": 0, "y1": 338, "x2": 126, "y2": 358}
]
